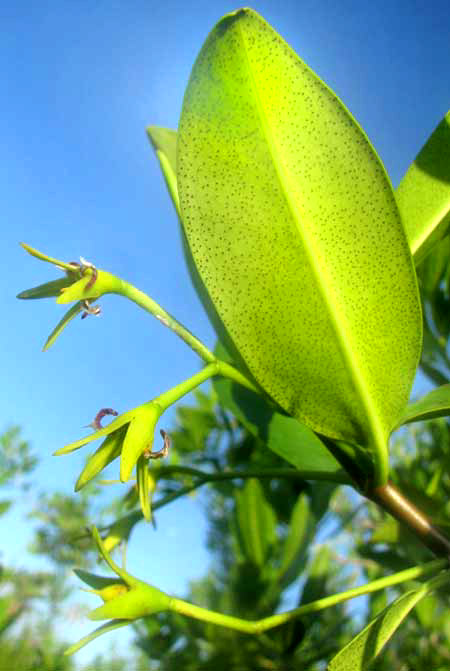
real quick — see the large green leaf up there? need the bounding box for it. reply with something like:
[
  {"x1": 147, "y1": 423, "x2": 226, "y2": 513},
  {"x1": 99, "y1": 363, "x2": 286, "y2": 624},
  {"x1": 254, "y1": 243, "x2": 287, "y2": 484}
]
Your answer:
[
  {"x1": 177, "y1": 8, "x2": 421, "y2": 481},
  {"x1": 396, "y1": 111, "x2": 450, "y2": 265},
  {"x1": 394, "y1": 384, "x2": 450, "y2": 429},
  {"x1": 328, "y1": 571, "x2": 450, "y2": 670}
]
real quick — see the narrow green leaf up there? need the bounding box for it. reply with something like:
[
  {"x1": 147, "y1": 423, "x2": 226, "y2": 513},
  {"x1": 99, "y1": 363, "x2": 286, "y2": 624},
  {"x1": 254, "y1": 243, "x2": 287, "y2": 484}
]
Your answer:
[
  {"x1": 235, "y1": 478, "x2": 276, "y2": 567},
  {"x1": 213, "y1": 374, "x2": 349, "y2": 483},
  {"x1": 328, "y1": 573, "x2": 450, "y2": 670},
  {"x1": 43, "y1": 302, "x2": 83, "y2": 351},
  {"x1": 17, "y1": 277, "x2": 74, "y2": 300},
  {"x1": 277, "y1": 493, "x2": 311, "y2": 586},
  {"x1": 394, "y1": 384, "x2": 450, "y2": 429},
  {"x1": 396, "y1": 111, "x2": 450, "y2": 264},
  {"x1": 177, "y1": 8, "x2": 421, "y2": 483}
]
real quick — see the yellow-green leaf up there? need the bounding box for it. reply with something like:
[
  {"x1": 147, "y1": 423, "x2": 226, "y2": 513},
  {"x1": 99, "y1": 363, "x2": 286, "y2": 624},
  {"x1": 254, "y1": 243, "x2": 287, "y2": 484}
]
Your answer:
[{"x1": 177, "y1": 9, "x2": 422, "y2": 484}]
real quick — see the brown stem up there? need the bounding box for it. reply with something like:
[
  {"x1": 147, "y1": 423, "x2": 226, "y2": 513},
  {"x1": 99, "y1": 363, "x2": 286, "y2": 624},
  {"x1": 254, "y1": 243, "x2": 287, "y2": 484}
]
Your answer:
[{"x1": 369, "y1": 481, "x2": 450, "y2": 558}]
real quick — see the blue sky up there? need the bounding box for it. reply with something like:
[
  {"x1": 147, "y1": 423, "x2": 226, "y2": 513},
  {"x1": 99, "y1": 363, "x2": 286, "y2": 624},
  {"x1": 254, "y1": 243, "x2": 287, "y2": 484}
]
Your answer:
[{"x1": 1, "y1": 0, "x2": 449, "y2": 663}]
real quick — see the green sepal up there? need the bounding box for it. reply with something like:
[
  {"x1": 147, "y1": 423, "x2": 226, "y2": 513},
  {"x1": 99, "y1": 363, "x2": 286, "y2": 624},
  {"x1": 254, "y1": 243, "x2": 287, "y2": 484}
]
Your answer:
[
  {"x1": 54, "y1": 409, "x2": 135, "y2": 455},
  {"x1": 20, "y1": 242, "x2": 78, "y2": 272},
  {"x1": 64, "y1": 619, "x2": 130, "y2": 656},
  {"x1": 120, "y1": 403, "x2": 161, "y2": 483},
  {"x1": 73, "y1": 569, "x2": 126, "y2": 591},
  {"x1": 17, "y1": 277, "x2": 74, "y2": 300},
  {"x1": 136, "y1": 455, "x2": 152, "y2": 522},
  {"x1": 75, "y1": 425, "x2": 128, "y2": 491},
  {"x1": 43, "y1": 302, "x2": 84, "y2": 351}
]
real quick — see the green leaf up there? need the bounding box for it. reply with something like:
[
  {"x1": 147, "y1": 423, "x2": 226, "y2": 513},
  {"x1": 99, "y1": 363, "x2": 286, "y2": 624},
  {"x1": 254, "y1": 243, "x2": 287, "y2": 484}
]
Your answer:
[
  {"x1": 394, "y1": 384, "x2": 450, "y2": 429},
  {"x1": 396, "y1": 111, "x2": 450, "y2": 264},
  {"x1": 277, "y1": 493, "x2": 312, "y2": 587},
  {"x1": 328, "y1": 572, "x2": 450, "y2": 670},
  {"x1": 177, "y1": 8, "x2": 421, "y2": 484},
  {"x1": 17, "y1": 277, "x2": 74, "y2": 300},
  {"x1": 213, "y1": 373, "x2": 349, "y2": 484},
  {"x1": 235, "y1": 478, "x2": 276, "y2": 567},
  {"x1": 43, "y1": 301, "x2": 83, "y2": 351}
]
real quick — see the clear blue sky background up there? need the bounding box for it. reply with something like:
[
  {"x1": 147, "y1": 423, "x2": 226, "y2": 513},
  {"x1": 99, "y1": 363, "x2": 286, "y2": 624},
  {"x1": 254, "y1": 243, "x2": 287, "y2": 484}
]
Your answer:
[{"x1": 1, "y1": 0, "x2": 449, "y2": 663}]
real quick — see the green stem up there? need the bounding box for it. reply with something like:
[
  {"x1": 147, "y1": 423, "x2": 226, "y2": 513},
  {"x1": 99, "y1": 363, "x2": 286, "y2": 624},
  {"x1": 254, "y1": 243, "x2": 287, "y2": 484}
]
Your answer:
[
  {"x1": 170, "y1": 559, "x2": 447, "y2": 634},
  {"x1": 112, "y1": 280, "x2": 258, "y2": 393}
]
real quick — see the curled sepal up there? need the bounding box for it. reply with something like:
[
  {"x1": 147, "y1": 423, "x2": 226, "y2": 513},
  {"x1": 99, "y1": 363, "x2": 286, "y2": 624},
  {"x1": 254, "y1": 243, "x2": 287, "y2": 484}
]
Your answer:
[
  {"x1": 75, "y1": 425, "x2": 128, "y2": 491},
  {"x1": 120, "y1": 403, "x2": 162, "y2": 483}
]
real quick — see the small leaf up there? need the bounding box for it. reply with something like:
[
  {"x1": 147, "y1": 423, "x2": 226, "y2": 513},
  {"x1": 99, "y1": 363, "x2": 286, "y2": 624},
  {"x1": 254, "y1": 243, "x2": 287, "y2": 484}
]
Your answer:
[
  {"x1": 177, "y1": 8, "x2": 421, "y2": 480},
  {"x1": 43, "y1": 302, "x2": 83, "y2": 351},
  {"x1": 328, "y1": 573, "x2": 450, "y2": 670},
  {"x1": 235, "y1": 478, "x2": 276, "y2": 567},
  {"x1": 396, "y1": 111, "x2": 450, "y2": 264},
  {"x1": 17, "y1": 277, "x2": 74, "y2": 300},
  {"x1": 394, "y1": 384, "x2": 450, "y2": 429}
]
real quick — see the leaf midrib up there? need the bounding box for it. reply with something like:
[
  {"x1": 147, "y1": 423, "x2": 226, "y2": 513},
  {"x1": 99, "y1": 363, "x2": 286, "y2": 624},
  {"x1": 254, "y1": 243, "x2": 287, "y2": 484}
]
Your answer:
[{"x1": 236, "y1": 20, "x2": 386, "y2": 455}]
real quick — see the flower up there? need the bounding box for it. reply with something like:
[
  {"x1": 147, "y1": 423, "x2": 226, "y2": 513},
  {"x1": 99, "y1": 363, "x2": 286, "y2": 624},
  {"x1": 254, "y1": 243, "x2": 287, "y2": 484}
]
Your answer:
[
  {"x1": 17, "y1": 243, "x2": 120, "y2": 350},
  {"x1": 65, "y1": 527, "x2": 171, "y2": 656}
]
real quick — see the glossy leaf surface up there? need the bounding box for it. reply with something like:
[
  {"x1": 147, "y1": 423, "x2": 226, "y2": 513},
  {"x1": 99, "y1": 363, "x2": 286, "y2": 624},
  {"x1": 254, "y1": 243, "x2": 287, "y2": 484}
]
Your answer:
[
  {"x1": 396, "y1": 111, "x2": 450, "y2": 264},
  {"x1": 177, "y1": 8, "x2": 421, "y2": 473}
]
